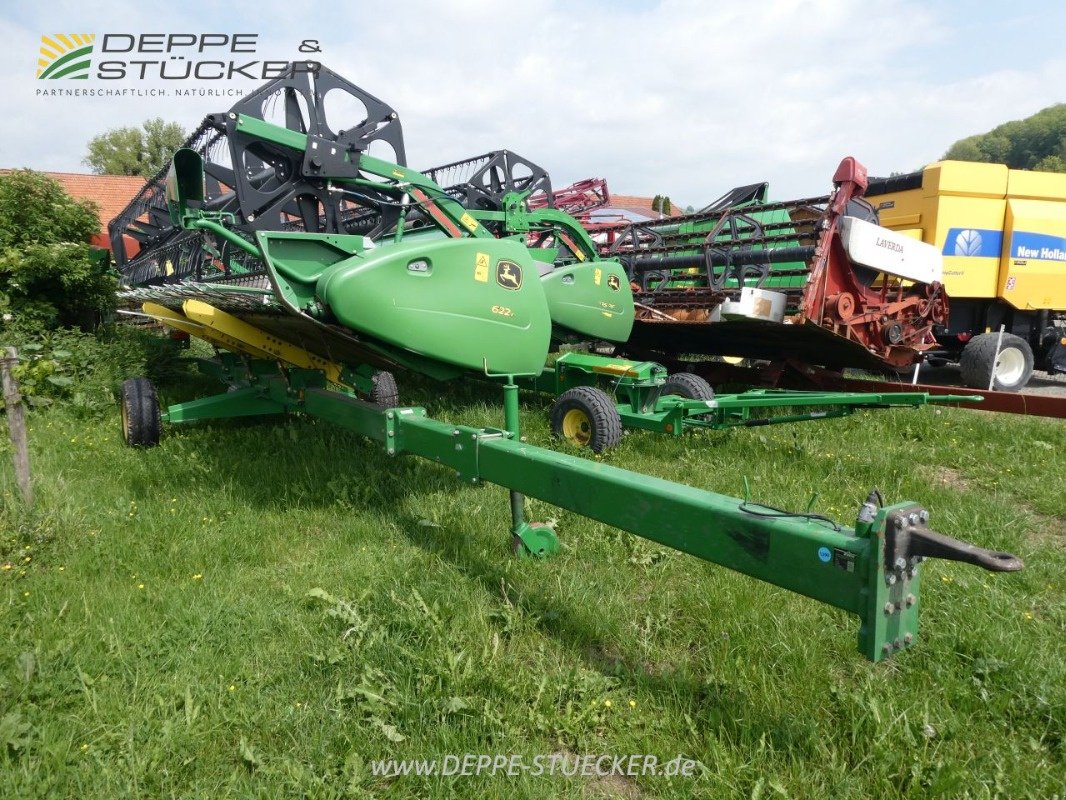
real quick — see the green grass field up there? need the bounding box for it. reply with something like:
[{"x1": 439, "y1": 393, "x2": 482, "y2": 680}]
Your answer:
[{"x1": 1, "y1": 369, "x2": 1063, "y2": 799}]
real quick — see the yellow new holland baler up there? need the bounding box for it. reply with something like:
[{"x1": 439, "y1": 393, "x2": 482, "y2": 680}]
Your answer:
[{"x1": 866, "y1": 160, "x2": 1066, "y2": 390}]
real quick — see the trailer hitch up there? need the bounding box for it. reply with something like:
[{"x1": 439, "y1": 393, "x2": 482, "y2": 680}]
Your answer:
[
  {"x1": 856, "y1": 494, "x2": 1023, "y2": 660},
  {"x1": 883, "y1": 506, "x2": 1024, "y2": 575}
]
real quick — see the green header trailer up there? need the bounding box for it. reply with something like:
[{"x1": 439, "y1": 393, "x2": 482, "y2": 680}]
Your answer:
[
  {"x1": 111, "y1": 63, "x2": 1021, "y2": 663},
  {"x1": 521, "y1": 351, "x2": 981, "y2": 453}
]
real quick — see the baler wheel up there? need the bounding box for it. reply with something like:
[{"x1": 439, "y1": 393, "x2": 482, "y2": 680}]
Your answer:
[
  {"x1": 960, "y1": 333, "x2": 1034, "y2": 392},
  {"x1": 120, "y1": 377, "x2": 162, "y2": 448},
  {"x1": 368, "y1": 370, "x2": 399, "y2": 408},
  {"x1": 550, "y1": 386, "x2": 622, "y2": 453}
]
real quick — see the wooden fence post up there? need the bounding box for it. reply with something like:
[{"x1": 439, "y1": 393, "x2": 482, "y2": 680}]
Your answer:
[{"x1": 1, "y1": 346, "x2": 32, "y2": 506}]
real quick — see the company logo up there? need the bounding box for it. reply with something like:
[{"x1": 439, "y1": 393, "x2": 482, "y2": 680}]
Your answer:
[
  {"x1": 1011, "y1": 231, "x2": 1066, "y2": 263},
  {"x1": 37, "y1": 34, "x2": 95, "y2": 80},
  {"x1": 607, "y1": 274, "x2": 621, "y2": 291},
  {"x1": 943, "y1": 227, "x2": 1003, "y2": 258},
  {"x1": 954, "y1": 229, "x2": 983, "y2": 256},
  {"x1": 35, "y1": 34, "x2": 320, "y2": 83},
  {"x1": 496, "y1": 260, "x2": 523, "y2": 290},
  {"x1": 875, "y1": 237, "x2": 904, "y2": 254}
]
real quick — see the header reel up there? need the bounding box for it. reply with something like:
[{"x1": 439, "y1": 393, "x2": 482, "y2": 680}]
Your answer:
[{"x1": 207, "y1": 62, "x2": 406, "y2": 235}]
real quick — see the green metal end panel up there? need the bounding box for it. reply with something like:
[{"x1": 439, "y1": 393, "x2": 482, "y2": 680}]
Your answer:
[
  {"x1": 315, "y1": 237, "x2": 553, "y2": 376},
  {"x1": 541, "y1": 261, "x2": 634, "y2": 343}
]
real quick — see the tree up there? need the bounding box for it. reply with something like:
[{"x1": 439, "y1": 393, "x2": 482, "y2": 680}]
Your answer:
[
  {"x1": 83, "y1": 118, "x2": 186, "y2": 178},
  {"x1": 943, "y1": 104, "x2": 1066, "y2": 172},
  {"x1": 0, "y1": 171, "x2": 114, "y2": 330},
  {"x1": 651, "y1": 194, "x2": 673, "y2": 215}
]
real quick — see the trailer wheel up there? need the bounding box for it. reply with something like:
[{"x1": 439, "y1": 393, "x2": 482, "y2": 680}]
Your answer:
[
  {"x1": 120, "y1": 377, "x2": 162, "y2": 447},
  {"x1": 550, "y1": 386, "x2": 622, "y2": 453},
  {"x1": 661, "y1": 372, "x2": 715, "y2": 402},
  {"x1": 959, "y1": 333, "x2": 1034, "y2": 392},
  {"x1": 368, "y1": 370, "x2": 399, "y2": 408}
]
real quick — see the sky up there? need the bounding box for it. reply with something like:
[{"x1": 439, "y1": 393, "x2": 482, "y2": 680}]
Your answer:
[{"x1": 2, "y1": 0, "x2": 1064, "y2": 205}]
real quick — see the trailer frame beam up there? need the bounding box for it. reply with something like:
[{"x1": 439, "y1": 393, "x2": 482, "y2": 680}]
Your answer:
[{"x1": 157, "y1": 367, "x2": 1021, "y2": 661}]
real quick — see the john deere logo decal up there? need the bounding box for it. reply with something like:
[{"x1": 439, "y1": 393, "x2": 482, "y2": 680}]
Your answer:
[
  {"x1": 37, "y1": 34, "x2": 95, "y2": 80},
  {"x1": 496, "y1": 260, "x2": 522, "y2": 290},
  {"x1": 607, "y1": 274, "x2": 620, "y2": 291}
]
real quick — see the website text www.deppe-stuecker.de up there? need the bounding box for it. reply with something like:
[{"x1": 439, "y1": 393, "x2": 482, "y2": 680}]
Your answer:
[{"x1": 370, "y1": 753, "x2": 700, "y2": 779}]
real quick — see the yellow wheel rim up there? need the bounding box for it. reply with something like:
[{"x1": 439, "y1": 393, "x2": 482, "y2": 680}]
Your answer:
[{"x1": 562, "y1": 408, "x2": 592, "y2": 446}]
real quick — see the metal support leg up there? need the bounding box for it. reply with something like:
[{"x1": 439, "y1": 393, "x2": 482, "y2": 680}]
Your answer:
[{"x1": 503, "y1": 379, "x2": 559, "y2": 558}]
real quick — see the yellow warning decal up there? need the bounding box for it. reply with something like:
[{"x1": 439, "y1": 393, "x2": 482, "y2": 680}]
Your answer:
[
  {"x1": 474, "y1": 252, "x2": 490, "y2": 283},
  {"x1": 593, "y1": 268, "x2": 602, "y2": 286},
  {"x1": 391, "y1": 169, "x2": 405, "y2": 178},
  {"x1": 459, "y1": 212, "x2": 479, "y2": 233},
  {"x1": 592, "y1": 362, "x2": 637, "y2": 376}
]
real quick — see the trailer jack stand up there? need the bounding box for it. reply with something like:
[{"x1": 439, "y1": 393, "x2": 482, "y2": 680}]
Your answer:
[
  {"x1": 511, "y1": 518, "x2": 561, "y2": 558},
  {"x1": 503, "y1": 379, "x2": 560, "y2": 558}
]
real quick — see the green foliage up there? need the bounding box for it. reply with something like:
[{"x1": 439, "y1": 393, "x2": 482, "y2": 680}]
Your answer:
[
  {"x1": 651, "y1": 194, "x2": 673, "y2": 214},
  {"x1": 943, "y1": 104, "x2": 1066, "y2": 172},
  {"x1": 0, "y1": 170, "x2": 189, "y2": 422},
  {"x1": 0, "y1": 170, "x2": 98, "y2": 250},
  {"x1": 0, "y1": 170, "x2": 114, "y2": 330},
  {"x1": 83, "y1": 118, "x2": 186, "y2": 178},
  {"x1": 1034, "y1": 154, "x2": 1066, "y2": 172},
  {"x1": 3, "y1": 326, "x2": 185, "y2": 415},
  {"x1": 0, "y1": 244, "x2": 114, "y2": 330},
  {"x1": 0, "y1": 712, "x2": 34, "y2": 755}
]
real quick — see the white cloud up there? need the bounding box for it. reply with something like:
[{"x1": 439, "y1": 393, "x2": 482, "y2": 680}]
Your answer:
[{"x1": 1, "y1": 0, "x2": 1063, "y2": 206}]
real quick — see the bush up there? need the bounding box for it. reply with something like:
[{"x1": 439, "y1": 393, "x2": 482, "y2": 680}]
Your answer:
[
  {"x1": 3, "y1": 326, "x2": 185, "y2": 417},
  {"x1": 0, "y1": 170, "x2": 191, "y2": 418},
  {"x1": 0, "y1": 170, "x2": 115, "y2": 330}
]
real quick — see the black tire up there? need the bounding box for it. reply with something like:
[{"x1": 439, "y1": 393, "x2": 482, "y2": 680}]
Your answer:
[
  {"x1": 550, "y1": 386, "x2": 622, "y2": 453},
  {"x1": 959, "y1": 333, "x2": 1034, "y2": 392},
  {"x1": 120, "y1": 377, "x2": 162, "y2": 447},
  {"x1": 661, "y1": 372, "x2": 715, "y2": 401},
  {"x1": 368, "y1": 370, "x2": 399, "y2": 408}
]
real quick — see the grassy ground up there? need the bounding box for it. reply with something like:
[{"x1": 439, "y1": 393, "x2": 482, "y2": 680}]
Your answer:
[{"x1": 1, "y1": 368, "x2": 1063, "y2": 799}]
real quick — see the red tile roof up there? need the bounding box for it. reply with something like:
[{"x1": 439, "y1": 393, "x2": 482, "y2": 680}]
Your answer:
[
  {"x1": 0, "y1": 170, "x2": 144, "y2": 248},
  {"x1": 603, "y1": 194, "x2": 681, "y2": 219}
]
